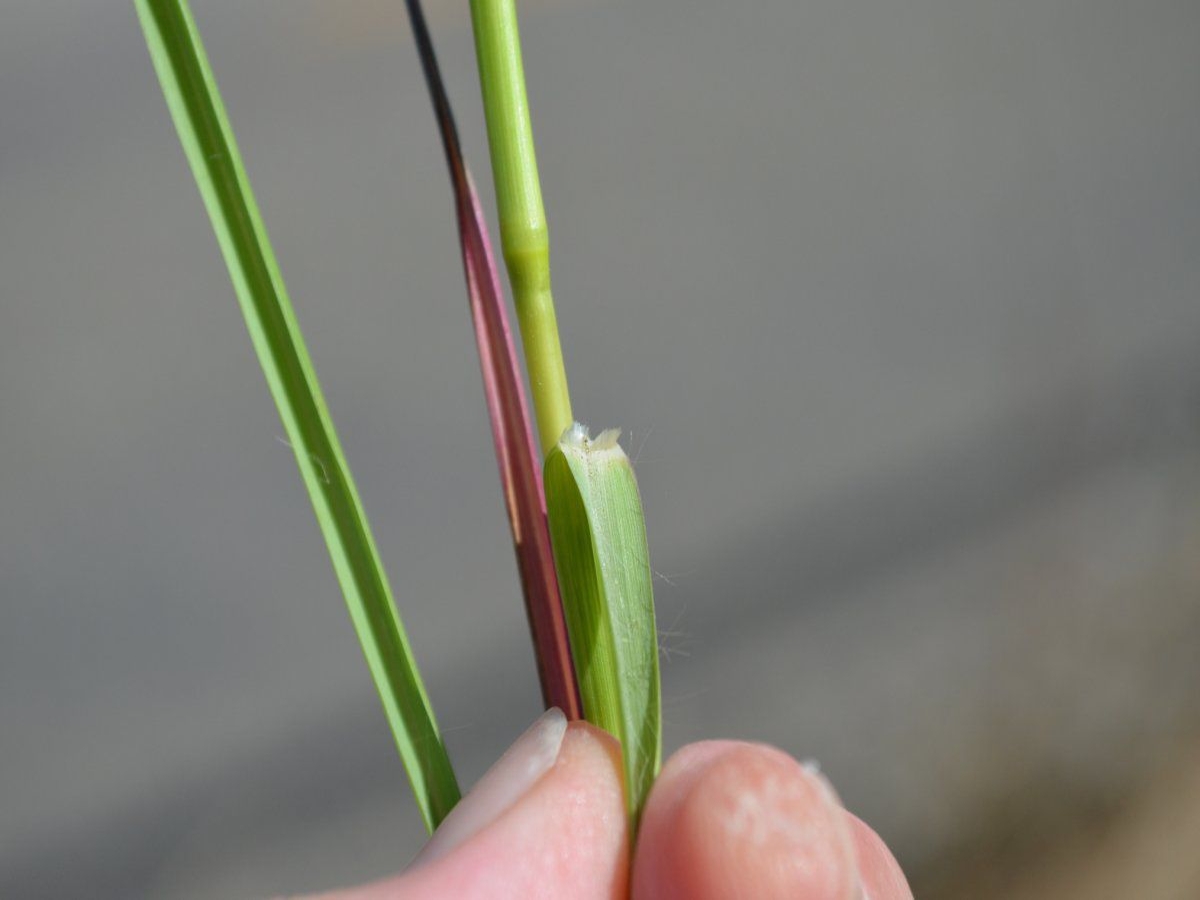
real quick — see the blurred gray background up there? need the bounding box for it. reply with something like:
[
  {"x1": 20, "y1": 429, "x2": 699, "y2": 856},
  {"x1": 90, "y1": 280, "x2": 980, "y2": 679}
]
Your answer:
[{"x1": 2, "y1": 0, "x2": 1199, "y2": 897}]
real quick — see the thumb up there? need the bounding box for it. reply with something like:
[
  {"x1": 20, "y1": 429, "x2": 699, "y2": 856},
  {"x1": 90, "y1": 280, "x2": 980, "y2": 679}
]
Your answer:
[{"x1": 309, "y1": 709, "x2": 629, "y2": 900}]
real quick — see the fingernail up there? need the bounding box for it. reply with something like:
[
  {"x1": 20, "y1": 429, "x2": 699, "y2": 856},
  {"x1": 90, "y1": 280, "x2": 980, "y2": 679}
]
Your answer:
[
  {"x1": 800, "y1": 765, "x2": 869, "y2": 900},
  {"x1": 411, "y1": 707, "x2": 568, "y2": 868},
  {"x1": 801, "y1": 763, "x2": 868, "y2": 900}
]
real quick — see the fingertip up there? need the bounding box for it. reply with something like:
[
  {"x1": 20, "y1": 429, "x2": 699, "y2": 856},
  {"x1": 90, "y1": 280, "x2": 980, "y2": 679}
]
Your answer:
[
  {"x1": 634, "y1": 742, "x2": 858, "y2": 900},
  {"x1": 542, "y1": 721, "x2": 630, "y2": 880},
  {"x1": 390, "y1": 720, "x2": 628, "y2": 900},
  {"x1": 847, "y1": 813, "x2": 913, "y2": 900},
  {"x1": 557, "y1": 720, "x2": 626, "y2": 792}
]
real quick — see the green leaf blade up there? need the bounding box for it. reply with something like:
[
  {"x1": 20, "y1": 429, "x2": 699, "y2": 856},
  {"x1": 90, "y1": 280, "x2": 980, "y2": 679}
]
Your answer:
[
  {"x1": 545, "y1": 425, "x2": 662, "y2": 827},
  {"x1": 134, "y1": 0, "x2": 459, "y2": 830}
]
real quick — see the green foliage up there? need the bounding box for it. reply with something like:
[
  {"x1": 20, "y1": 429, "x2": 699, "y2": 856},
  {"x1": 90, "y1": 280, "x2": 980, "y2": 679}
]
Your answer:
[
  {"x1": 134, "y1": 0, "x2": 460, "y2": 831},
  {"x1": 545, "y1": 426, "x2": 662, "y2": 828}
]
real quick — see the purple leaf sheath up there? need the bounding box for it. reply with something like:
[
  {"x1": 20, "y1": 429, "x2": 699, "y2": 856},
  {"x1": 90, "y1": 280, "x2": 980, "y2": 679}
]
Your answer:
[{"x1": 403, "y1": 0, "x2": 582, "y2": 720}]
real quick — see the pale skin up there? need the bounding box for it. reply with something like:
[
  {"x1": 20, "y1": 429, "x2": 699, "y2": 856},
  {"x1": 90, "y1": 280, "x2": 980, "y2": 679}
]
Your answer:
[{"x1": 302, "y1": 716, "x2": 912, "y2": 900}]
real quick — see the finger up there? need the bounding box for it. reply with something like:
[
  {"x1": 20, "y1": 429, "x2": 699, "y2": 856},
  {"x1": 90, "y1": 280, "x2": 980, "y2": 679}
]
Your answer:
[
  {"x1": 306, "y1": 713, "x2": 628, "y2": 900},
  {"x1": 632, "y1": 741, "x2": 860, "y2": 900},
  {"x1": 847, "y1": 813, "x2": 913, "y2": 900}
]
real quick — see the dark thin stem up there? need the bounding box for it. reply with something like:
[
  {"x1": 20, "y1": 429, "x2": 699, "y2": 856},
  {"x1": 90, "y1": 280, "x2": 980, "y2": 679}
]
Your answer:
[{"x1": 402, "y1": 0, "x2": 582, "y2": 720}]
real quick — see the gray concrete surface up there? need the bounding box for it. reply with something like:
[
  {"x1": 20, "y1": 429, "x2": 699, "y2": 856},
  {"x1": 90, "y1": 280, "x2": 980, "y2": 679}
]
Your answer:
[{"x1": 1, "y1": 0, "x2": 1198, "y2": 896}]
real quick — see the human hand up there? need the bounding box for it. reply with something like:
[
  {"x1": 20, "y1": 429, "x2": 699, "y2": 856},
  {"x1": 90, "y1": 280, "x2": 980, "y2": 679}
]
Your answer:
[{"x1": 303, "y1": 709, "x2": 912, "y2": 899}]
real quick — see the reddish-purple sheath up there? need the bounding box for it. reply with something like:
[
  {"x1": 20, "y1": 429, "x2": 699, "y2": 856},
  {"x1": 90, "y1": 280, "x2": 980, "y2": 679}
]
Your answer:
[{"x1": 403, "y1": 0, "x2": 582, "y2": 720}]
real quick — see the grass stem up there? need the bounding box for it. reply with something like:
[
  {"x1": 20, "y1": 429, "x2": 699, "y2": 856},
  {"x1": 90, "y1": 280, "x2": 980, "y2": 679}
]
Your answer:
[{"x1": 469, "y1": 0, "x2": 573, "y2": 456}]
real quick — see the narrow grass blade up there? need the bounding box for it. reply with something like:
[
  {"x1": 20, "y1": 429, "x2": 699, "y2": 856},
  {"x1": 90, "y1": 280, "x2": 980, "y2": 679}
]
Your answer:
[
  {"x1": 402, "y1": 0, "x2": 582, "y2": 720},
  {"x1": 134, "y1": 0, "x2": 459, "y2": 830},
  {"x1": 545, "y1": 425, "x2": 662, "y2": 828}
]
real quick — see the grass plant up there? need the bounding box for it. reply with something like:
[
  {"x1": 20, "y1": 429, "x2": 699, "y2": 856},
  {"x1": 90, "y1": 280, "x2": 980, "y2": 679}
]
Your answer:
[
  {"x1": 137, "y1": 0, "x2": 664, "y2": 839},
  {"x1": 467, "y1": 0, "x2": 663, "y2": 826}
]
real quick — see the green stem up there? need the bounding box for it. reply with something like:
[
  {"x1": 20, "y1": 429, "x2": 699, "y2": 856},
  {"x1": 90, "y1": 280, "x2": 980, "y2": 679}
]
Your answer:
[{"x1": 469, "y1": 0, "x2": 573, "y2": 456}]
